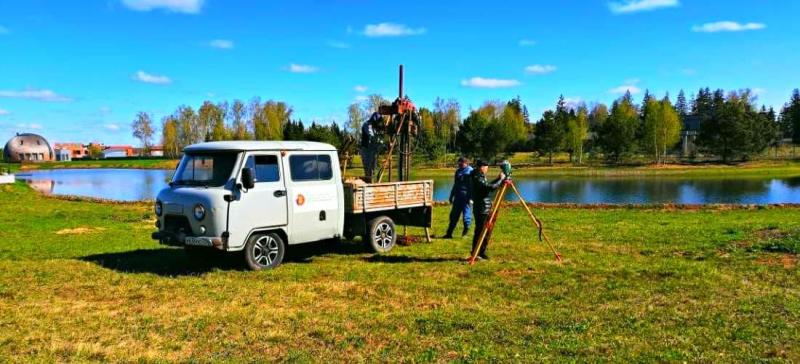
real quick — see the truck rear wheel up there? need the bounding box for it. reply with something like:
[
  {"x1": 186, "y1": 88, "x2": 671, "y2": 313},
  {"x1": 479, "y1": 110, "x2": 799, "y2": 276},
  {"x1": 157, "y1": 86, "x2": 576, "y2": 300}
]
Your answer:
[
  {"x1": 365, "y1": 216, "x2": 396, "y2": 253},
  {"x1": 244, "y1": 232, "x2": 286, "y2": 270}
]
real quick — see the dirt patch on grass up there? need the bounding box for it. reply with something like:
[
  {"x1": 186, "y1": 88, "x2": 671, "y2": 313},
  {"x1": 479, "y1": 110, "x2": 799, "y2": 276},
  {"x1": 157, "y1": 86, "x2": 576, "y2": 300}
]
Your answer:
[
  {"x1": 55, "y1": 227, "x2": 107, "y2": 235},
  {"x1": 755, "y1": 254, "x2": 798, "y2": 269},
  {"x1": 755, "y1": 227, "x2": 790, "y2": 240}
]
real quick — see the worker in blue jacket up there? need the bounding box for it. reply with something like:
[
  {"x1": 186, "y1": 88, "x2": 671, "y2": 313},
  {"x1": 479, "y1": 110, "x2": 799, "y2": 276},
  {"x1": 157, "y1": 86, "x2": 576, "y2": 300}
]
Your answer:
[{"x1": 443, "y1": 156, "x2": 473, "y2": 239}]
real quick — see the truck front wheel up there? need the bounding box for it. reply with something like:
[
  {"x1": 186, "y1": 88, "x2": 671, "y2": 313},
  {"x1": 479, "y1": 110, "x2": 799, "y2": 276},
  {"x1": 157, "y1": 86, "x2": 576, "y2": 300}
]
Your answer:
[
  {"x1": 365, "y1": 216, "x2": 396, "y2": 253},
  {"x1": 244, "y1": 232, "x2": 286, "y2": 270}
]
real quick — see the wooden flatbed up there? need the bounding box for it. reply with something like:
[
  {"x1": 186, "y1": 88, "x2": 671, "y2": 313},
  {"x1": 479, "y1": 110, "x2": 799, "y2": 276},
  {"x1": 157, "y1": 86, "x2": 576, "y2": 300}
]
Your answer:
[
  {"x1": 344, "y1": 179, "x2": 434, "y2": 213},
  {"x1": 342, "y1": 180, "x2": 434, "y2": 241}
]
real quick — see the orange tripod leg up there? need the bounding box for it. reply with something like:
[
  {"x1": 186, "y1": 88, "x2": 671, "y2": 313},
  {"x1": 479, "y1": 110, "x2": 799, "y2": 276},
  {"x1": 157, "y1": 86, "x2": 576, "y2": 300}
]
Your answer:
[
  {"x1": 508, "y1": 181, "x2": 563, "y2": 262},
  {"x1": 468, "y1": 181, "x2": 508, "y2": 265}
]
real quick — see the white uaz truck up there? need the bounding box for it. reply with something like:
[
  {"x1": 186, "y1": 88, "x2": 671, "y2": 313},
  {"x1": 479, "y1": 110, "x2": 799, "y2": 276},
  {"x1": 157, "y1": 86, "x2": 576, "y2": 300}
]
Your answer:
[{"x1": 152, "y1": 141, "x2": 433, "y2": 270}]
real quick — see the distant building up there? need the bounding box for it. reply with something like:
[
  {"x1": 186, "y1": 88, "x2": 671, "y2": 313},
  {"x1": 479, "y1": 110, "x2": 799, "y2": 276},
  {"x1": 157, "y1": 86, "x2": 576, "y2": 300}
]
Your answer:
[
  {"x1": 131, "y1": 145, "x2": 164, "y2": 157},
  {"x1": 55, "y1": 148, "x2": 72, "y2": 161},
  {"x1": 681, "y1": 115, "x2": 702, "y2": 156},
  {"x1": 3, "y1": 133, "x2": 54, "y2": 163},
  {"x1": 102, "y1": 145, "x2": 135, "y2": 158},
  {"x1": 54, "y1": 142, "x2": 88, "y2": 159},
  {"x1": 149, "y1": 145, "x2": 164, "y2": 157}
]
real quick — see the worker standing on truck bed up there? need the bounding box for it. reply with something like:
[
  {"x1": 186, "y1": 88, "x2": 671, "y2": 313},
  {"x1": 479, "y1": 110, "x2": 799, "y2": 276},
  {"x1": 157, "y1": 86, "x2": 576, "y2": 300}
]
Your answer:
[
  {"x1": 360, "y1": 112, "x2": 383, "y2": 182},
  {"x1": 469, "y1": 159, "x2": 506, "y2": 260},
  {"x1": 443, "y1": 156, "x2": 473, "y2": 239}
]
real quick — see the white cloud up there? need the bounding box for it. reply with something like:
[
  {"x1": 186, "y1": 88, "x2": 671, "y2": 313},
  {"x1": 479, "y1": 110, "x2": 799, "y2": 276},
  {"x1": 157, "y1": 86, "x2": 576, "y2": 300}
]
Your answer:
[
  {"x1": 327, "y1": 41, "x2": 350, "y2": 49},
  {"x1": 121, "y1": 0, "x2": 203, "y2": 14},
  {"x1": 692, "y1": 21, "x2": 766, "y2": 33},
  {"x1": 0, "y1": 108, "x2": 9, "y2": 116},
  {"x1": 562, "y1": 97, "x2": 584, "y2": 109},
  {"x1": 209, "y1": 39, "x2": 234, "y2": 49},
  {"x1": 16, "y1": 123, "x2": 43, "y2": 130},
  {"x1": 288, "y1": 63, "x2": 319, "y2": 73},
  {"x1": 624, "y1": 78, "x2": 641, "y2": 85},
  {"x1": 460, "y1": 77, "x2": 521, "y2": 88},
  {"x1": 609, "y1": 0, "x2": 679, "y2": 14},
  {"x1": 104, "y1": 123, "x2": 122, "y2": 132},
  {"x1": 134, "y1": 70, "x2": 172, "y2": 84},
  {"x1": 609, "y1": 85, "x2": 642, "y2": 95},
  {"x1": 681, "y1": 68, "x2": 697, "y2": 76},
  {"x1": 524, "y1": 64, "x2": 557, "y2": 75},
  {"x1": 0, "y1": 88, "x2": 72, "y2": 102},
  {"x1": 752, "y1": 88, "x2": 767, "y2": 96},
  {"x1": 518, "y1": 39, "x2": 537, "y2": 47},
  {"x1": 354, "y1": 85, "x2": 368, "y2": 93},
  {"x1": 354, "y1": 95, "x2": 369, "y2": 102},
  {"x1": 363, "y1": 23, "x2": 426, "y2": 37},
  {"x1": 0, "y1": 25, "x2": 9, "y2": 35}
]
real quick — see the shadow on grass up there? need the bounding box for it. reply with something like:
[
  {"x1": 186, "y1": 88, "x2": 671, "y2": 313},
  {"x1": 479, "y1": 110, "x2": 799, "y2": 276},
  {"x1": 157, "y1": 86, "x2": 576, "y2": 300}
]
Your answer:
[
  {"x1": 81, "y1": 241, "x2": 368, "y2": 275},
  {"x1": 81, "y1": 248, "x2": 244, "y2": 276},
  {"x1": 81, "y1": 240, "x2": 448, "y2": 275},
  {"x1": 284, "y1": 239, "x2": 368, "y2": 263},
  {"x1": 363, "y1": 255, "x2": 464, "y2": 264}
]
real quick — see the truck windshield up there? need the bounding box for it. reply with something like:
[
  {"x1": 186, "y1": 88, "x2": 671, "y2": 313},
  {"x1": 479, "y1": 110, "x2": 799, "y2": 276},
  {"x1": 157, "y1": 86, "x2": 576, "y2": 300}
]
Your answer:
[{"x1": 172, "y1": 152, "x2": 238, "y2": 187}]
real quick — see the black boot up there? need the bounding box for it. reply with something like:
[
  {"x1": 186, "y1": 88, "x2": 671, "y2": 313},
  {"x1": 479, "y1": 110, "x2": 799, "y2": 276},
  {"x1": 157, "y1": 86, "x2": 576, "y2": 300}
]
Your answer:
[
  {"x1": 442, "y1": 227, "x2": 454, "y2": 239},
  {"x1": 461, "y1": 227, "x2": 469, "y2": 237},
  {"x1": 443, "y1": 221, "x2": 456, "y2": 239}
]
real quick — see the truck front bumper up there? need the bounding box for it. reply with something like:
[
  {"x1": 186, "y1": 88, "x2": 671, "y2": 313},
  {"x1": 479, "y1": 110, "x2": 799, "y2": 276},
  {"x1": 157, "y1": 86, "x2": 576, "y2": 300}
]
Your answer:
[{"x1": 152, "y1": 231, "x2": 225, "y2": 250}]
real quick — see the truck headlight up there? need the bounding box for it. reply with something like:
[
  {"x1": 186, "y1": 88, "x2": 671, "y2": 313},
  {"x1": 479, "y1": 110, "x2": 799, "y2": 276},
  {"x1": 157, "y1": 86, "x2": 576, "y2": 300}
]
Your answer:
[
  {"x1": 193, "y1": 204, "x2": 206, "y2": 221},
  {"x1": 155, "y1": 200, "x2": 163, "y2": 217}
]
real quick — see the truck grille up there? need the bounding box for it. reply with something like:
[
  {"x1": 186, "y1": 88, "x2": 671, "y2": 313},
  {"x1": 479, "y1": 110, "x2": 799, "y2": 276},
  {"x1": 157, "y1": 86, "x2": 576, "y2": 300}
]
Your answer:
[{"x1": 163, "y1": 215, "x2": 193, "y2": 235}]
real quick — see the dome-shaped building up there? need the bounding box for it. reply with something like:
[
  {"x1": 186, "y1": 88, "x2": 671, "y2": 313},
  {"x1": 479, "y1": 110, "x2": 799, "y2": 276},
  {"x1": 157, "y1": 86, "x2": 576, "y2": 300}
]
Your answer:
[{"x1": 3, "y1": 133, "x2": 54, "y2": 163}]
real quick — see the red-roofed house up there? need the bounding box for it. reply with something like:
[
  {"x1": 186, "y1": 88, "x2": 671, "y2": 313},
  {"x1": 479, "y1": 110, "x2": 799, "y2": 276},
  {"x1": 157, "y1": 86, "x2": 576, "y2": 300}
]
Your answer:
[{"x1": 102, "y1": 145, "x2": 135, "y2": 158}]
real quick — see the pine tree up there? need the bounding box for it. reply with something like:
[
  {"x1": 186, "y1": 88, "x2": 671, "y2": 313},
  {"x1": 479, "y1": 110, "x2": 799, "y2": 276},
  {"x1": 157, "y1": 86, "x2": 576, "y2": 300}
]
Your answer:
[
  {"x1": 534, "y1": 110, "x2": 564, "y2": 164},
  {"x1": 676, "y1": 90, "x2": 689, "y2": 117},
  {"x1": 790, "y1": 89, "x2": 800, "y2": 143},
  {"x1": 598, "y1": 92, "x2": 639, "y2": 162}
]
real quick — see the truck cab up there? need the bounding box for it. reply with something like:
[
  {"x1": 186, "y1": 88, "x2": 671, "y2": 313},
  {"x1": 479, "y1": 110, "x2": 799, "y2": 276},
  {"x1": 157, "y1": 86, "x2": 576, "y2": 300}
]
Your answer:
[{"x1": 152, "y1": 141, "x2": 345, "y2": 269}]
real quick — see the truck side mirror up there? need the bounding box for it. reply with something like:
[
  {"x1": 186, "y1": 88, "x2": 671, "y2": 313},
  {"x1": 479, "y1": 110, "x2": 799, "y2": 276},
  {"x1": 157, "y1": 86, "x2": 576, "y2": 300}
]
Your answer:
[{"x1": 241, "y1": 168, "x2": 255, "y2": 189}]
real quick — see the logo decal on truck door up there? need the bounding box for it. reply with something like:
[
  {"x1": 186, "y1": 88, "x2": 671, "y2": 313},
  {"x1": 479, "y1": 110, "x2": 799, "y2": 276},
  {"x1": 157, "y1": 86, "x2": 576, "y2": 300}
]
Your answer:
[{"x1": 296, "y1": 194, "x2": 305, "y2": 206}]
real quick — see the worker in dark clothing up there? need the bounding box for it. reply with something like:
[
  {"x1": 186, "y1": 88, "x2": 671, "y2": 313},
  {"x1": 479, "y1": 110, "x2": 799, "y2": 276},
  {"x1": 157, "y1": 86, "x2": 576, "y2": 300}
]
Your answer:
[
  {"x1": 443, "y1": 156, "x2": 473, "y2": 239},
  {"x1": 360, "y1": 112, "x2": 383, "y2": 182},
  {"x1": 469, "y1": 159, "x2": 506, "y2": 260}
]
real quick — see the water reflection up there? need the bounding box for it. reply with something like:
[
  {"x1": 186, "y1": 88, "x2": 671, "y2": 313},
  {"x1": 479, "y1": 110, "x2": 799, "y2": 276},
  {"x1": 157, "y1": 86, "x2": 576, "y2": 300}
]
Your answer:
[
  {"x1": 433, "y1": 176, "x2": 800, "y2": 204},
  {"x1": 16, "y1": 169, "x2": 173, "y2": 202},
  {"x1": 13, "y1": 168, "x2": 800, "y2": 204}
]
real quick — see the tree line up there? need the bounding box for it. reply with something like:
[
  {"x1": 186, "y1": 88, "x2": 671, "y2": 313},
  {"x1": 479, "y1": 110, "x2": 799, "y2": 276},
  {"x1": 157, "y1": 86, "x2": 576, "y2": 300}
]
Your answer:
[
  {"x1": 131, "y1": 88, "x2": 800, "y2": 164},
  {"x1": 132, "y1": 99, "x2": 350, "y2": 158}
]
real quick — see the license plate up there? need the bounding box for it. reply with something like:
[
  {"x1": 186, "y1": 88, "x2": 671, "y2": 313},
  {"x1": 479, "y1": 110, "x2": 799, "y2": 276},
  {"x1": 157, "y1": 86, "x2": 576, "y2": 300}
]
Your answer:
[
  {"x1": 165, "y1": 203, "x2": 183, "y2": 214},
  {"x1": 185, "y1": 237, "x2": 211, "y2": 247}
]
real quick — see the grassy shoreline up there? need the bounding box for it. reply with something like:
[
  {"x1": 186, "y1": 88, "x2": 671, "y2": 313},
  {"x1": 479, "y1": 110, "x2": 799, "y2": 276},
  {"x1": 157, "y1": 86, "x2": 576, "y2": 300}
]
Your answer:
[
  {"x1": 1, "y1": 182, "x2": 798, "y2": 361},
  {"x1": 17, "y1": 158, "x2": 178, "y2": 171},
  {"x1": 11, "y1": 158, "x2": 800, "y2": 179}
]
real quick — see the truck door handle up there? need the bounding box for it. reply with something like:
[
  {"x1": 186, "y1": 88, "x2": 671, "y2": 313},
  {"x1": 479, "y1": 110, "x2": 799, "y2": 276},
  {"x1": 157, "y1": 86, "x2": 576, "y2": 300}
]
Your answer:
[{"x1": 273, "y1": 190, "x2": 286, "y2": 197}]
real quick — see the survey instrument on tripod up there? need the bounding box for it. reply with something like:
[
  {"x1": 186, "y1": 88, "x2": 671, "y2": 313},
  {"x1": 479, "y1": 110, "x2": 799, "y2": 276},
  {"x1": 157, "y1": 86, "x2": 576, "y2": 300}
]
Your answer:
[{"x1": 468, "y1": 161, "x2": 563, "y2": 265}]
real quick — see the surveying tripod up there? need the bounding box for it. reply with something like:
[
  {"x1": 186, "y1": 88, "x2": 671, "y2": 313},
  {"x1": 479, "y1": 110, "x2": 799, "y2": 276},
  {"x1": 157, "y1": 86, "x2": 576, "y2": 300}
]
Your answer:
[{"x1": 468, "y1": 176, "x2": 564, "y2": 265}]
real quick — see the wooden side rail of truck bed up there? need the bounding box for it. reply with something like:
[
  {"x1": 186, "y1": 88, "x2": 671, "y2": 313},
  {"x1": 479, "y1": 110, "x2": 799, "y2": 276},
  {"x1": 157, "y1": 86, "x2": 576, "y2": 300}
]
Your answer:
[{"x1": 344, "y1": 180, "x2": 434, "y2": 213}]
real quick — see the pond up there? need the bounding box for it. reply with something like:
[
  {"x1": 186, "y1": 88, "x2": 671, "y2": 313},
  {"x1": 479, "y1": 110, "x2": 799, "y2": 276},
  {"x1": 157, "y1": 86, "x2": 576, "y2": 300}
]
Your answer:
[
  {"x1": 16, "y1": 169, "x2": 172, "y2": 202},
  {"x1": 15, "y1": 168, "x2": 800, "y2": 204}
]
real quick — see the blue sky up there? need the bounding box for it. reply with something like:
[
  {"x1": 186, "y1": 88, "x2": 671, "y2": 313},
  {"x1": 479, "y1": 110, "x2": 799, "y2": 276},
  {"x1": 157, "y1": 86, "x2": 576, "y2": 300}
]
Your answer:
[{"x1": 1, "y1": 0, "x2": 798, "y2": 145}]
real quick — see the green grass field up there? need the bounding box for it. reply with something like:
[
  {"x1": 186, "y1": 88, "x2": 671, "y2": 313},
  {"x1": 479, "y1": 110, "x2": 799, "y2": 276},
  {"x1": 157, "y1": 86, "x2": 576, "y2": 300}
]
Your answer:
[{"x1": 1, "y1": 182, "x2": 798, "y2": 362}]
